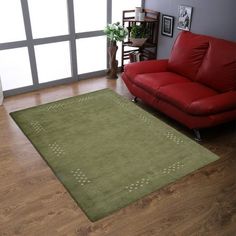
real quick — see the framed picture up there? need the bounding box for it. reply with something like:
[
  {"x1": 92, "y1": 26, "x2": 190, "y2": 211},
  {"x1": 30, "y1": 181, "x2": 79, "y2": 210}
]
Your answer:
[
  {"x1": 161, "y1": 15, "x2": 174, "y2": 37},
  {"x1": 177, "y1": 5, "x2": 193, "y2": 31}
]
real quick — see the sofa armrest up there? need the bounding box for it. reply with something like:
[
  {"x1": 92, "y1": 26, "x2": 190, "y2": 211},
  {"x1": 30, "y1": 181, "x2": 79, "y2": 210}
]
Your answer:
[
  {"x1": 189, "y1": 91, "x2": 236, "y2": 115},
  {"x1": 124, "y1": 59, "x2": 168, "y2": 79}
]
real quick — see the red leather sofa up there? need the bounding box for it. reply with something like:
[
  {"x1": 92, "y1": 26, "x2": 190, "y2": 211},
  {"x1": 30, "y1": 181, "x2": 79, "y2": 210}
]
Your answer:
[{"x1": 122, "y1": 31, "x2": 236, "y2": 138}]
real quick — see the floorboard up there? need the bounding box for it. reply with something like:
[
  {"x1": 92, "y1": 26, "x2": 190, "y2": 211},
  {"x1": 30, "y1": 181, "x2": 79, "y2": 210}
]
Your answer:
[{"x1": 0, "y1": 76, "x2": 236, "y2": 236}]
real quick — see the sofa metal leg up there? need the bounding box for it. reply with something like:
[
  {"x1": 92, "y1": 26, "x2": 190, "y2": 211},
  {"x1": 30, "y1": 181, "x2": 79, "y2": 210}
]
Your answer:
[
  {"x1": 132, "y1": 97, "x2": 138, "y2": 103},
  {"x1": 193, "y1": 129, "x2": 202, "y2": 142}
]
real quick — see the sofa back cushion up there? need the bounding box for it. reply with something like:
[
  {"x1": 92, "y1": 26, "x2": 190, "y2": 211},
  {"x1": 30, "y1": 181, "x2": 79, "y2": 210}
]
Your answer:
[
  {"x1": 196, "y1": 38, "x2": 236, "y2": 92},
  {"x1": 168, "y1": 31, "x2": 209, "y2": 80}
]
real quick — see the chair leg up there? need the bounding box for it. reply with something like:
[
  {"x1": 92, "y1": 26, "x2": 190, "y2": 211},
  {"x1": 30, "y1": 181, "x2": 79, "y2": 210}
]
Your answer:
[
  {"x1": 132, "y1": 97, "x2": 138, "y2": 103},
  {"x1": 193, "y1": 129, "x2": 202, "y2": 142}
]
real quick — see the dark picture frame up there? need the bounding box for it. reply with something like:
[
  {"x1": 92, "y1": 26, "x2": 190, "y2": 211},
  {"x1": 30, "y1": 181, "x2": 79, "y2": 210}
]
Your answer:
[
  {"x1": 177, "y1": 5, "x2": 193, "y2": 31},
  {"x1": 161, "y1": 15, "x2": 174, "y2": 37}
]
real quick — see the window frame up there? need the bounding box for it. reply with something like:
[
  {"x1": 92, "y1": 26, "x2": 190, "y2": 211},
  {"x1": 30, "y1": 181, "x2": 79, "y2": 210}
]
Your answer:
[{"x1": 0, "y1": 0, "x2": 144, "y2": 96}]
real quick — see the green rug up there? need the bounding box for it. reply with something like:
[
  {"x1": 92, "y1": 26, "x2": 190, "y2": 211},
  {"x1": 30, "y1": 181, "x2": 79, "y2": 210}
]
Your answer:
[{"x1": 11, "y1": 89, "x2": 219, "y2": 221}]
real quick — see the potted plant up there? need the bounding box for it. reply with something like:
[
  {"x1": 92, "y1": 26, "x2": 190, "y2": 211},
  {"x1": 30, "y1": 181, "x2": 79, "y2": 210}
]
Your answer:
[
  {"x1": 104, "y1": 22, "x2": 128, "y2": 79},
  {"x1": 130, "y1": 24, "x2": 150, "y2": 47},
  {"x1": 104, "y1": 22, "x2": 128, "y2": 44}
]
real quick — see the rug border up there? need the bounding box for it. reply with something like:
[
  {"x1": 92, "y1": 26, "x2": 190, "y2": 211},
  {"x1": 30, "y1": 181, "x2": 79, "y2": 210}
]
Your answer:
[{"x1": 10, "y1": 88, "x2": 111, "y2": 114}]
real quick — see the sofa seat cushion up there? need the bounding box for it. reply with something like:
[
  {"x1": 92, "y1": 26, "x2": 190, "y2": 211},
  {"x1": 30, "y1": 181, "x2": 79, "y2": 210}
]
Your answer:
[
  {"x1": 158, "y1": 82, "x2": 218, "y2": 115},
  {"x1": 133, "y1": 72, "x2": 190, "y2": 96},
  {"x1": 168, "y1": 32, "x2": 209, "y2": 80},
  {"x1": 196, "y1": 38, "x2": 236, "y2": 92}
]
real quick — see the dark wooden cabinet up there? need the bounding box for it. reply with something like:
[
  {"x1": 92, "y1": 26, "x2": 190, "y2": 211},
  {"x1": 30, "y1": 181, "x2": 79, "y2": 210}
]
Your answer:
[{"x1": 121, "y1": 9, "x2": 160, "y2": 69}]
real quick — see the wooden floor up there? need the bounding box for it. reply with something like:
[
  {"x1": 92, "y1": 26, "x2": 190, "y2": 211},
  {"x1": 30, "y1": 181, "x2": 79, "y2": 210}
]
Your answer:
[{"x1": 0, "y1": 76, "x2": 236, "y2": 236}]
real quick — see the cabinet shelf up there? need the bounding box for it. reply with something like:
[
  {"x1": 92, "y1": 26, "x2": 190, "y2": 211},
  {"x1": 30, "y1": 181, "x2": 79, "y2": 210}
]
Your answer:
[
  {"x1": 123, "y1": 41, "x2": 157, "y2": 48},
  {"x1": 121, "y1": 9, "x2": 160, "y2": 68},
  {"x1": 123, "y1": 17, "x2": 158, "y2": 23}
]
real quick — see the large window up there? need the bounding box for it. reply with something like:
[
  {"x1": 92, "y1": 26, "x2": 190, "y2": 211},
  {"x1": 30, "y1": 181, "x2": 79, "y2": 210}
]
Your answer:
[
  {"x1": 0, "y1": 48, "x2": 32, "y2": 90},
  {"x1": 112, "y1": 0, "x2": 142, "y2": 23},
  {"x1": 28, "y1": 0, "x2": 69, "y2": 39},
  {"x1": 35, "y1": 42, "x2": 71, "y2": 83},
  {"x1": 76, "y1": 36, "x2": 107, "y2": 74},
  {"x1": 0, "y1": 0, "x2": 143, "y2": 95},
  {"x1": 0, "y1": 0, "x2": 26, "y2": 43},
  {"x1": 74, "y1": 0, "x2": 108, "y2": 75},
  {"x1": 74, "y1": 0, "x2": 107, "y2": 33}
]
